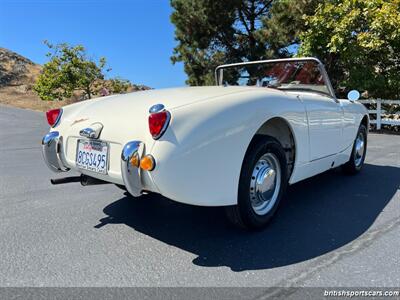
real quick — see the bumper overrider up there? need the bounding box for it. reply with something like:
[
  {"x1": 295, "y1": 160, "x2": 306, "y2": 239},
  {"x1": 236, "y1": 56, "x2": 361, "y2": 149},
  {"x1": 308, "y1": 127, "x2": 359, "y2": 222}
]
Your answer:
[
  {"x1": 42, "y1": 132, "x2": 145, "y2": 196},
  {"x1": 41, "y1": 131, "x2": 69, "y2": 172},
  {"x1": 120, "y1": 141, "x2": 144, "y2": 197}
]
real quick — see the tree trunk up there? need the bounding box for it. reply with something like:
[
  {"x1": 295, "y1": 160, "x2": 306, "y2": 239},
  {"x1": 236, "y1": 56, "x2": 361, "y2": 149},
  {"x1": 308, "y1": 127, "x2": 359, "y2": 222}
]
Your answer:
[{"x1": 86, "y1": 88, "x2": 92, "y2": 99}]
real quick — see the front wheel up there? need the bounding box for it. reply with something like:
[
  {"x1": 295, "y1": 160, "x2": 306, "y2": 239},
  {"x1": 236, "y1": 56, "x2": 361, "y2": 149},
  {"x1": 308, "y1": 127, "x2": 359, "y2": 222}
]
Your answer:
[
  {"x1": 225, "y1": 136, "x2": 288, "y2": 230},
  {"x1": 342, "y1": 124, "x2": 367, "y2": 174}
]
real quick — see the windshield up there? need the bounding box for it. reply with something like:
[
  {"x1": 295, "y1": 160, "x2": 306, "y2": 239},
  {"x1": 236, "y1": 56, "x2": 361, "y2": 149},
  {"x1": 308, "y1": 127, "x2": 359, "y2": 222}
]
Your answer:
[{"x1": 216, "y1": 59, "x2": 332, "y2": 97}]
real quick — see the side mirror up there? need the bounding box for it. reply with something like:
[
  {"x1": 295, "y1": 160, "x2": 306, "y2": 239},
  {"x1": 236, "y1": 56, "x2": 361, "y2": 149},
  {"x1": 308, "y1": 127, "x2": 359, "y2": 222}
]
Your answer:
[{"x1": 347, "y1": 90, "x2": 360, "y2": 101}]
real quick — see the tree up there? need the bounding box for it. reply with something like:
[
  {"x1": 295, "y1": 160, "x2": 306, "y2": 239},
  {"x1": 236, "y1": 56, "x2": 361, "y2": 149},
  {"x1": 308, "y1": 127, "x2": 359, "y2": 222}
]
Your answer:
[
  {"x1": 171, "y1": 0, "x2": 290, "y2": 85},
  {"x1": 170, "y1": 0, "x2": 321, "y2": 86},
  {"x1": 263, "y1": 0, "x2": 322, "y2": 51},
  {"x1": 34, "y1": 41, "x2": 107, "y2": 101},
  {"x1": 298, "y1": 0, "x2": 400, "y2": 99},
  {"x1": 108, "y1": 77, "x2": 131, "y2": 94}
]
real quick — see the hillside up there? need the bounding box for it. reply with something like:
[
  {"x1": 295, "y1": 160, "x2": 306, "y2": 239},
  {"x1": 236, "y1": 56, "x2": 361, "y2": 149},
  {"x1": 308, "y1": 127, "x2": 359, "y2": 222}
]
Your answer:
[
  {"x1": 0, "y1": 47, "x2": 42, "y2": 87},
  {"x1": 0, "y1": 47, "x2": 55, "y2": 111},
  {"x1": 0, "y1": 47, "x2": 150, "y2": 111}
]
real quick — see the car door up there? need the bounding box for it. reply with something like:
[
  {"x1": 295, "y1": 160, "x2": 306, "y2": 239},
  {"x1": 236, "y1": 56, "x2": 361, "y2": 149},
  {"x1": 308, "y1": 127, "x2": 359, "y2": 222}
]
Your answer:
[{"x1": 299, "y1": 93, "x2": 344, "y2": 161}]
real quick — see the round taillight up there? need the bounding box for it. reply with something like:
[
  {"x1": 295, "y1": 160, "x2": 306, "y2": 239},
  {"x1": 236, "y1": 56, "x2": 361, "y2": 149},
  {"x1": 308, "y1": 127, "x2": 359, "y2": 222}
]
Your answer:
[
  {"x1": 148, "y1": 105, "x2": 170, "y2": 140},
  {"x1": 46, "y1": 108, "x2": 62, "y2": 127}
]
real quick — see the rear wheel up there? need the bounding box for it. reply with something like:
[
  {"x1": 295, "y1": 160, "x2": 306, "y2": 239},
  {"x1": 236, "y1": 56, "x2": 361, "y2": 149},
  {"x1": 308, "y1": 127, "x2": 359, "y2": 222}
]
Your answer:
[
  {"x1": 225, "y1": 136, "x2": 288, "y2": 230},
  {"x1": 342, "y1": 124, "x2": 367, "y2": 174}
]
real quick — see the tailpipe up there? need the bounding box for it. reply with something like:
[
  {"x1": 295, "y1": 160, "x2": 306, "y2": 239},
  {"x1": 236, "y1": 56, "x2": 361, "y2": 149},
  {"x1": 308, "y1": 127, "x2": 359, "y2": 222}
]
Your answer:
[
  {"x1": 50, "y1": 176, "x2": 81, "y2": 185},
  {"x1": 50, "y1": 175, "x2": 110, "y2": 186},
  {"x1": 80, "y1": 174, "x2": 110, "y2": 186}
]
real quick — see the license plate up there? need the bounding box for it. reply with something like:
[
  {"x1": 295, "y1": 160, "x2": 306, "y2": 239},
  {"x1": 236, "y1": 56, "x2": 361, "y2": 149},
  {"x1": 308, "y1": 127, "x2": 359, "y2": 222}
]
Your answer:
[{"x1": 76, "y1": 139, "x2": 108, "y2": 174}]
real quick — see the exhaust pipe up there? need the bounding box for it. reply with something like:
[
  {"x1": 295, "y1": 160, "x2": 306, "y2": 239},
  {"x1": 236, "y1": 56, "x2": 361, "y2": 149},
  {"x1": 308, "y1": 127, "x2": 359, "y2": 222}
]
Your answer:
[
  {"x1": 80, "y1": 174, "x2": 110, "y2": 186},
  {"x1": 51, "y1": 176, "x2": 81, "y2": 185},
  {"x1": 51, "y1": 175, "x2": 110, "y2": 186}
]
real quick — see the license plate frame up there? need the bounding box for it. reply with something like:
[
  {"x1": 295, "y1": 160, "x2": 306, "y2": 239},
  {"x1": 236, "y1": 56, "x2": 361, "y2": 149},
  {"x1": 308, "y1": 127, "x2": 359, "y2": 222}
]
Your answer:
[{"x1": 75, "y1": 139, "x2": 109, "y2": 175}]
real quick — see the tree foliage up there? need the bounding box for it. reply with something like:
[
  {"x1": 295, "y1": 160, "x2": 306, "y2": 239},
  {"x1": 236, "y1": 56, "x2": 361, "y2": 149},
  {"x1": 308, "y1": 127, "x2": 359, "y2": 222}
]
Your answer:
[
  {"x1": 171, "y1": 0, "x2": 399, "y2": 99},
  {"x1": 34, "y1": 41, "x2": 108, "y2": 100},
  {"x1": 299, "y1": 0, "x2": 400, "y2": 98},
  {"x1": 107, "y1": 77, "x2": 132, "y2": 94},
  {"x1": 170, "y1": 0, "x2": 320, "y2": 86},
  {"x1": 263, "y1": 0, "x2": 322, "y2": 51},
  {"x1": 33, "y1": 41, "x2": 132, "y2": 101},
  {"x1": 171, "y1": 0, "x2": 281, "y2": 85}
]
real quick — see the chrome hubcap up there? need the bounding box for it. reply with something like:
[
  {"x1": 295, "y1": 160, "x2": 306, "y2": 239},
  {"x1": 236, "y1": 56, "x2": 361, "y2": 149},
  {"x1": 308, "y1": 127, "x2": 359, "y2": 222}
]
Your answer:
[
  {"x1": 354, "y1": 132, "x2": 365, "y2": 167},
  {"x1": 250, "y1": 153, "x2": 281, "y2": 216}
]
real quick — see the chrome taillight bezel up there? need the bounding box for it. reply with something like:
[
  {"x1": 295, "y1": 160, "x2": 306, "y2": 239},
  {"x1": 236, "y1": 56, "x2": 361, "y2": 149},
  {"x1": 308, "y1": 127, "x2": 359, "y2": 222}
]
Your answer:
[
  {"x1": 47, "y1": 108, "x2": 63, "y2": 128},
  {"x1": 148, "y1": 104, "x2": 171, "y2": 140}
]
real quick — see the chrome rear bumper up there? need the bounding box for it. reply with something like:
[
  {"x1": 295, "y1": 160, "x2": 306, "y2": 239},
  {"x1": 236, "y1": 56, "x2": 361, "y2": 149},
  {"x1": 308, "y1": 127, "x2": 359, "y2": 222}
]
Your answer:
[
  {"x1": 42, "y1": 133, "x2": 144, "y2": 196},
  {"x1": 42, "y1": 131, "x2": 69, "y2": 172},
  {"x1": 121, "y1": 141, "x2": 144, "y2": 197}
]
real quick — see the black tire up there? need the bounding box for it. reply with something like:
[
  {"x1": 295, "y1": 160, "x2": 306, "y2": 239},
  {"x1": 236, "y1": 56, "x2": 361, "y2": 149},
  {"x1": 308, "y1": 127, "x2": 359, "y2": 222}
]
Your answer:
[
  {"x1": 225, "y1": 136, "x2": 288, "y2": 230},
  {"x1": 342, "y1": 124, "x2": 367, "y2": 174}
]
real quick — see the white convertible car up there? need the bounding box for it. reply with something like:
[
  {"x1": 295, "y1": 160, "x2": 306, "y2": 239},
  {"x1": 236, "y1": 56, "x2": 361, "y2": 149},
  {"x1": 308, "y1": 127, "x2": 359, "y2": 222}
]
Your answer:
[{"x1": 42, "y1": 58, "x2": 368, "y2": 229}]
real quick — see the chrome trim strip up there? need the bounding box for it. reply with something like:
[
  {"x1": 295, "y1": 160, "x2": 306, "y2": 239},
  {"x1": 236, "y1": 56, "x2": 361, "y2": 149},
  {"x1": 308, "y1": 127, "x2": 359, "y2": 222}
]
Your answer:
[
  {"x1": 309, "y1": 152, "x2": 336, "y2": 163},
  {"x1": 41, "y1": 131, "x2": 69, "y2": 172},
  {"x1": 121, "y1": 141, "x2": 144, "y2": 197}
]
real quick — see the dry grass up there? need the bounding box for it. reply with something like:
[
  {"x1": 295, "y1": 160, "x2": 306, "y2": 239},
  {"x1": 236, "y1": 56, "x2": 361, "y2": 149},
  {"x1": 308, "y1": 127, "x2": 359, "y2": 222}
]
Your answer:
[
  {"x1": 0, "y1": 86, "x2": 72, "y2": 112},
  {"x1": 0, "y1": 48, "x2": 151, "y2": 112},
  {"x1": 0, "y1": 86, "x2": 150, "y2": 112}
]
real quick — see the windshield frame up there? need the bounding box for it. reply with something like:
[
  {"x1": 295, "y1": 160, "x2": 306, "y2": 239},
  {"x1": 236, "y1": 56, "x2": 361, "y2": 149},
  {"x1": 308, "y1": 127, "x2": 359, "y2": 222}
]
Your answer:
[{"x1": 215, "y1": 57, "x2": 337, "y2": 100}]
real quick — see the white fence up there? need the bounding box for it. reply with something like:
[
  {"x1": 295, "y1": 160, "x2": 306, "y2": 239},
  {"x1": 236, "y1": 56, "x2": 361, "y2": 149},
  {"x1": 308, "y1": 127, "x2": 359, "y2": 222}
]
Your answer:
[{"x1": 358, "y1": 99, "x2": 400, "y2": 130}]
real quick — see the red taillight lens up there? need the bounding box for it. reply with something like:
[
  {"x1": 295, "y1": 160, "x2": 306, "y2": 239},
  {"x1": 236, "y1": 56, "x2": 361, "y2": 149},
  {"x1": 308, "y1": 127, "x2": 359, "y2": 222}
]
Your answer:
[
  {"x1": 46, "y1": 108, "x2": 62, "y2": 127},
  {"x1": 148, "y1": 111, "x2": 170, "y2": 139}
]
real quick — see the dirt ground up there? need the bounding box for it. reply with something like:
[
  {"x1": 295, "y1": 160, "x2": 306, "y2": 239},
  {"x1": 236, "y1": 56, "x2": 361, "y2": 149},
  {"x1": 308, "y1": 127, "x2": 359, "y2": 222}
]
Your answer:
[{"x1": 0, "y1": 86, "x2": 76, "y2": 112}]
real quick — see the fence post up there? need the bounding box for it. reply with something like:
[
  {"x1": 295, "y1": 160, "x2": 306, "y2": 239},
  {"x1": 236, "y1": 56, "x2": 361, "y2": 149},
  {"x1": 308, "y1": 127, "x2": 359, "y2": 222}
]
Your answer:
[{"x1": 376, "y1": 98, "x2": 382, "y2": 130}]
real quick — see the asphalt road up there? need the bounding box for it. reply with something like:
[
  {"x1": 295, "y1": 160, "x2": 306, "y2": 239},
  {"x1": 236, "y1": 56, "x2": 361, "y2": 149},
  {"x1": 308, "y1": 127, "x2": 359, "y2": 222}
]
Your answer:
[{"x1": 0, "y1": 105, "x2": 399, "y2": 290}]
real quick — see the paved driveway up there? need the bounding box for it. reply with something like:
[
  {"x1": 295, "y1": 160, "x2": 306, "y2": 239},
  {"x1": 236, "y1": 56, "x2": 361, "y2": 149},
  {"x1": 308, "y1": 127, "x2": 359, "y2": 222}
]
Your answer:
[{"x1": 0, "y1": 105, "x2": 399, "y2": 289}]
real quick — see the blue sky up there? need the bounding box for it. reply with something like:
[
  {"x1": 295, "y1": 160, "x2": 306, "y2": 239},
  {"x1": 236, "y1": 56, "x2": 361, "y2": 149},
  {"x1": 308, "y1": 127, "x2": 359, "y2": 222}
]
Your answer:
[{"x1": 0, "y1": 0, "x2": 187, "y2": 88}]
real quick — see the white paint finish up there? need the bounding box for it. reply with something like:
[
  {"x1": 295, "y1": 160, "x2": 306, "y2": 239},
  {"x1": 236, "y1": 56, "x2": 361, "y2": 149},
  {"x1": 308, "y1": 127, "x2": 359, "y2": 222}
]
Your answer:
[
  {"x1": 151, "y1": 90, "x2": 308, "y2": 206},
  {"x1": 289, "y1": 145, "x2": 353, "y2": 184},
  {"x1": 47, "y1": 83, "x2": 368, "y2": 207},
  {"x1": 297, "y1": 93, "x2": 343, "y2": 160},
  {"x1": 339, "y1": 99, "x2": 362, "y2": 147}
]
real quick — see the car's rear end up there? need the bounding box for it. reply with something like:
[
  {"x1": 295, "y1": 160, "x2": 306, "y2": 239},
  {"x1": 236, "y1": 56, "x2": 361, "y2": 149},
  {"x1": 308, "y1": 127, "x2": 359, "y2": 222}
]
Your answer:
[
  {"x1": 41, "y1": 86, "x2": 254, "y2": 198},
  {"x1": 41, "y1": 90, "x2": 175, "y2": 196}
]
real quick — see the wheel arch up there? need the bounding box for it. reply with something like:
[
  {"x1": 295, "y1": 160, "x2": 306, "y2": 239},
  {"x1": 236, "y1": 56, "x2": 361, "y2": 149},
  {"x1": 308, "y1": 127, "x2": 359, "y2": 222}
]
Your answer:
[
  {"x1": 361, "y1": 114, "x2": 369, "y2": 130},
  {"x1": 245, "y1": 116, "x2": 297, "y2": 181},
  {"x1": 150, "y1": 96, "x2": 304, "y2": 206}
]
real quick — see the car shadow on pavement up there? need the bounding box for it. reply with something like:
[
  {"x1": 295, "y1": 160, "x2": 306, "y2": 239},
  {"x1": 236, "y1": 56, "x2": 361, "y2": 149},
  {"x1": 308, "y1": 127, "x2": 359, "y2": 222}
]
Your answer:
[{"x1": 94, "y1": 163, "x2": 399, "y2": 271}]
